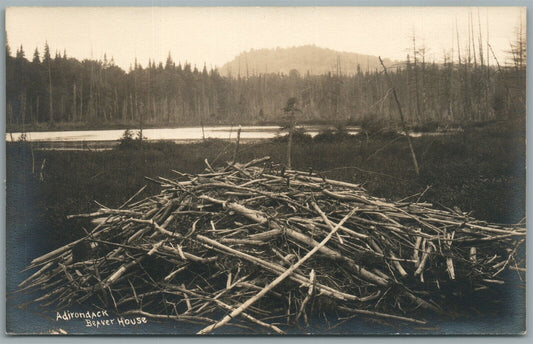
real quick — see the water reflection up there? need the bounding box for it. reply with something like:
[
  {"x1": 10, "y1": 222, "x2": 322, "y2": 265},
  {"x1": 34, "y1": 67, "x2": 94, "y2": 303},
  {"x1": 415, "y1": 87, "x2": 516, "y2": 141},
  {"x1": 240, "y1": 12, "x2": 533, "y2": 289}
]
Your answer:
[{"x1": 6, "y1": 126, "x2": 360, "y2": 142}]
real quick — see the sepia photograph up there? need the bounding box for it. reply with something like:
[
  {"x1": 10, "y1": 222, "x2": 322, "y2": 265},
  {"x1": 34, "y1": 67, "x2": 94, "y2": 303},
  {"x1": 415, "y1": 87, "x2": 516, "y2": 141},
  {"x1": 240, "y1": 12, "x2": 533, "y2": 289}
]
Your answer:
[{"x1": 4, "y1": 6, "x2": 526, "y2": 335}]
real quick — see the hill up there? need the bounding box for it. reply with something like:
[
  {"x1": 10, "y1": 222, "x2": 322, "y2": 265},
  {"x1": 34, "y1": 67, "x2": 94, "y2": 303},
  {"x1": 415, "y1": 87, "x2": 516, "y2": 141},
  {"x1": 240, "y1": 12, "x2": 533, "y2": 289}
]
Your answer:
[{"x1": 218, "y1": 45, "x2": 397, "y2": 77}]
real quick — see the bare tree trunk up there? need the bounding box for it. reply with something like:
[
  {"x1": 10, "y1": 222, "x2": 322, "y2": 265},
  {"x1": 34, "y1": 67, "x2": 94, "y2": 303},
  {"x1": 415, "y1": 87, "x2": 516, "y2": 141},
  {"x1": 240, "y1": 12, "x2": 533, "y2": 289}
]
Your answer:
[
  {"x1": 72, "y1": 83, "x2": 77, "y2": 122},
  {"x1": 232, "y1": 125, "x2": 242, "y2": 163},
  {"x1": 412, "y1": 35, "x2": 422, "y2": 122},
  {"x1": 470, "y1": 11, "x2": 477, "y2": 69},
  {"x1": 20, "y1": 92, "x2": 26, "y2": 134},
  {"x1": 486, "y1": 13, "x2": 491, "y2": 119},
  {"x1": 60, "y1": 95, "x2": 65, "y2": 122},
  {"x1": 47, "y1": 59, "x2": 53, "y2": 124},
  {"x1": 79, "y1": 83, "x2": 83, "y2": 121},
  {"x1": 7, "y1": 103, "x2": 14, "y2": 140},
  {"x1": 36, "y1": 96, "x2": 40, "y2": 124},
  {"x1": 379, "y1": 57, "x2": 420, "y2": 176},
  {"x1": 114, "y1": 87, "x2": 119, "y2": 120},
  {"x1": 287, "y1": 126, "x2": 293, "y2": 169}
]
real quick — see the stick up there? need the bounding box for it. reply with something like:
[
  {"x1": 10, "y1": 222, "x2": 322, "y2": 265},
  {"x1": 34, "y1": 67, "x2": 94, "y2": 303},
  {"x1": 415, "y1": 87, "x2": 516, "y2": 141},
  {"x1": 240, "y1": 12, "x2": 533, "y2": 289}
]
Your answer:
[
  {"x1": 311, "y1": 201, "x2": 344, "y2": 244},
  {"x1": 338, "y1": 306, "x2": 427, "y2": 324},
  {"x1": 119, "y1": 185, "x2": 147, "y2": 209},
  {"x1": 67, "y1": 209, "x2": 143, "y2": 219},
  {"x1": 104, "y1": 241, "x2": 163, "y2": 287},
  {"x1": 197, "y1": 235, "x2": 358, "y2": 301},
  {"x1": 295, "y1": 269, "x2": 315, "y2": 324},
  {"x1": 197, "y1": 207, "x2": 358, "y2": 334}
]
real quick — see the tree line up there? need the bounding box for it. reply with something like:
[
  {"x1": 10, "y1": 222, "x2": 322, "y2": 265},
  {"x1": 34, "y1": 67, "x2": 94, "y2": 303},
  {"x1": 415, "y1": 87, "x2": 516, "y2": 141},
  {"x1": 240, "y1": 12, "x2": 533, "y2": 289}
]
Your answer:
[{"x1": 6, "y1": 35, "x2": 525, "y2": 133}]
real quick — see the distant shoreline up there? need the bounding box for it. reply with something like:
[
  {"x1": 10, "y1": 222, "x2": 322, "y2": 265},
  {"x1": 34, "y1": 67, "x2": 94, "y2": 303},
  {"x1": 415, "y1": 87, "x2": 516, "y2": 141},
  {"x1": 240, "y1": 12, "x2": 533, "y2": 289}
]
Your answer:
[{"x1": 5, "y1": 120, "x2": 354, "y2": 134}]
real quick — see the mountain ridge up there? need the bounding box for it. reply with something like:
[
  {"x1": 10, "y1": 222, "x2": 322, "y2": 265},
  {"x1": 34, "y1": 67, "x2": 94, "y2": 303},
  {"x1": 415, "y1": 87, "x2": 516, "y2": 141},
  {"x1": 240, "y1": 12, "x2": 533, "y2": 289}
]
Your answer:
[{"x1": 218, "y1": 45, "x2": 397, "y2": 77}]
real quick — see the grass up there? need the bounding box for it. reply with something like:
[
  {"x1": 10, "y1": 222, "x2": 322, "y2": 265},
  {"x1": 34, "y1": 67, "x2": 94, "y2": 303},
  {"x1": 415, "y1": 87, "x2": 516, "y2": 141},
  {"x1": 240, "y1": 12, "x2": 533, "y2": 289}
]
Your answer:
[{"x1": 6, "y1": 121, "x2": 525, "y2": 249}]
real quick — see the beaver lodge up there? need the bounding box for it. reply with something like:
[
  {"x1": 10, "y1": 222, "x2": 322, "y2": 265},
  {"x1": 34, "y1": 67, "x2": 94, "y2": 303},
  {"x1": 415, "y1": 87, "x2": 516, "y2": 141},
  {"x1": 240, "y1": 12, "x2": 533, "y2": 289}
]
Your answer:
[{"x1": 18, "y1": 156, "x2": 526, "y2": 334}]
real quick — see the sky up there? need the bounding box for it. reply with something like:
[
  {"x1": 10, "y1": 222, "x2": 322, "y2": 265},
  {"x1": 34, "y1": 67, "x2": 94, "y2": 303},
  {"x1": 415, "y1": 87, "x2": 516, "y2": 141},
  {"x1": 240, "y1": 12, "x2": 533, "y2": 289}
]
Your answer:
[{"x1": 6, "y1": 6, "x2": 526, "y2": 71}]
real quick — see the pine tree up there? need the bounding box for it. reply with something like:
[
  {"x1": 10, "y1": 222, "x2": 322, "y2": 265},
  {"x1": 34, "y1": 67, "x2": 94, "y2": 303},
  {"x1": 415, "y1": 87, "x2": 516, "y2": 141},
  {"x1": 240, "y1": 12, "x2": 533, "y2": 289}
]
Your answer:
[
  {"x1": 32, "y1": 48, "x2": 41, "y2": 64},
  {"x1": 16, "y1": 45, "x2": 25, "y2": 59},
  {"x1": 165, "y1": 52, "x2": 174, "y2": 70},
  {"x1": 43, "y1": 41, "x2": 51, "y2": 62},
  {"x1": 5, "y1": 34, "x2": 11, "y2": 57},
  {"x1": 44, "y1": 41, "x2": 53, "y2": 124}
]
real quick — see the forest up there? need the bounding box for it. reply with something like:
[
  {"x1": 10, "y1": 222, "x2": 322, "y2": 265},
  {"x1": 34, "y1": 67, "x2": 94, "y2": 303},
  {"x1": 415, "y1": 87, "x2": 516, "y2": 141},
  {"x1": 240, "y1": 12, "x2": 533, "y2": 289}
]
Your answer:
[{"x1": 5, "y1": 28, "x2": 526, "y2": 133}]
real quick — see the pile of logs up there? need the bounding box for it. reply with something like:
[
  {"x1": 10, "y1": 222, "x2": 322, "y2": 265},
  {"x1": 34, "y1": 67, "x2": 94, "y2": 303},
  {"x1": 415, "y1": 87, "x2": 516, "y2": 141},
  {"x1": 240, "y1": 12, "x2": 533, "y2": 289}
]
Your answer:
[{"x1": 18, "y1": 157, "x2": 526, "y2": 334}]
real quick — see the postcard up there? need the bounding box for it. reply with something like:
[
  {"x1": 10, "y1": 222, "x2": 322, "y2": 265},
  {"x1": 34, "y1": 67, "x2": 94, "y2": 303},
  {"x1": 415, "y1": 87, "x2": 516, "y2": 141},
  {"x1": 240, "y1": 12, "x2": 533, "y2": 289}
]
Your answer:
[{"x1": 5, "y1": 6, "x2": 526, "y2": 335}]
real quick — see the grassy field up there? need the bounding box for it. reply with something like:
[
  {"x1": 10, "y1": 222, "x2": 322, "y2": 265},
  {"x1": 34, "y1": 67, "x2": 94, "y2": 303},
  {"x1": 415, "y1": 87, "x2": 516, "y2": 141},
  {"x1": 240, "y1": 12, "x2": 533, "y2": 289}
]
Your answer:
[{"x1": 6, "y1": 120, "x2": 525, "y2": 248}]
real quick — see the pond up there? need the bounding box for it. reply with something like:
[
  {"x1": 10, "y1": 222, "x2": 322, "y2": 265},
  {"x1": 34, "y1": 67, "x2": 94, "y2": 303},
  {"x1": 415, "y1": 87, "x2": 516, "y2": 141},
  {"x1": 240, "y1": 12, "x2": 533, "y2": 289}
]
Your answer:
[{"x1": 5, "y1": 125, "x2": 361, "y2": 143}]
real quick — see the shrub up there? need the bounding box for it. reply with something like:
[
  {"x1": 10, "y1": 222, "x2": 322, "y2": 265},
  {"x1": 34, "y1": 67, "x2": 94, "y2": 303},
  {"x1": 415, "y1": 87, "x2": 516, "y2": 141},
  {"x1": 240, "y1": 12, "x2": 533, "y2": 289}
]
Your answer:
[
  {"x1": 411, "y1": 121, "x2": 439, "y2": 133},
  {"x1": 271, "y1": 127, "x2": 313, "y2": 144},
  {"x1": 359, "y1": 115, "x2": 389, "y2": 135},
  {"x1": 117, "y1": 129, "x2": 146, "y2": 150},
  {"x1": 313, "y1": 128, "x2": 357, "y2": 143}
]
